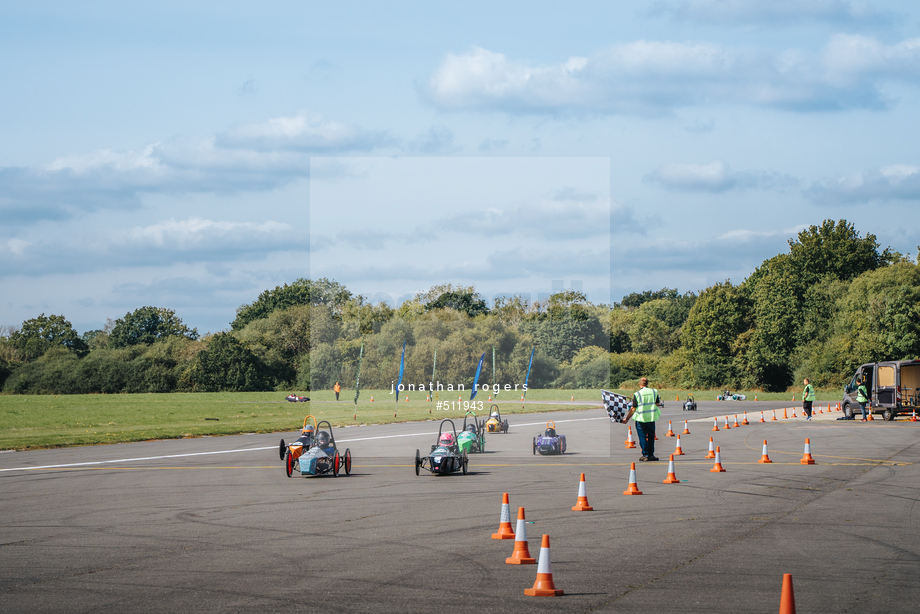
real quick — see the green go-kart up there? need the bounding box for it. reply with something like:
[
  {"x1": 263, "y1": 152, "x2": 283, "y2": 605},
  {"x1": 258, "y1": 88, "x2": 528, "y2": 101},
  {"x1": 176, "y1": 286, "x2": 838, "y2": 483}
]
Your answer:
[{"x1": 457, "y1": 411, "x2": 485, "y2": 454}]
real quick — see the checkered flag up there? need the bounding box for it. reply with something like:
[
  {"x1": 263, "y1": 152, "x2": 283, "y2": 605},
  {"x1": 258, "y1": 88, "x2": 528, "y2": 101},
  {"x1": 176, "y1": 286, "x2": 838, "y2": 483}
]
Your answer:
[{"x1": 602, "y1": 389, "x2": 633, "y2": 423}]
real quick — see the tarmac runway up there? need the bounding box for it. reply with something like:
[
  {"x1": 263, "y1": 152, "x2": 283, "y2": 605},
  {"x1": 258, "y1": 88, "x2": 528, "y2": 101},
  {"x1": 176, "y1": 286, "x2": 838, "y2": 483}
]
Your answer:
[{"x1": 2, "y1": 401, "x2": 919, "y2": 613}]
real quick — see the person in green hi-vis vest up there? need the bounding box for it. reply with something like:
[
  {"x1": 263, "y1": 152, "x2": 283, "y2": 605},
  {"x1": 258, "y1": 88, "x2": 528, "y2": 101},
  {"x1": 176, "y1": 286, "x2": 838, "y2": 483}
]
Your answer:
[
  {"x1": 802, "y1": 378, "x2": 816, "y2": 421},
  {"x1": 856, "y1": 377, "x2": 869, "y2": 422},
  {"x1": 632, "y1": 377, "x2": 663, "y2": 461}
]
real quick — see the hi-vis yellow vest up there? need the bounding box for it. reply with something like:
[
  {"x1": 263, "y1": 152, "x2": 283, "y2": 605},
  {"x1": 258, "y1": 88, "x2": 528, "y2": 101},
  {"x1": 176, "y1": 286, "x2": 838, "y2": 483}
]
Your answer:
[{"x1": 633, "y1": 387, "x2": 660, "y2": 423}]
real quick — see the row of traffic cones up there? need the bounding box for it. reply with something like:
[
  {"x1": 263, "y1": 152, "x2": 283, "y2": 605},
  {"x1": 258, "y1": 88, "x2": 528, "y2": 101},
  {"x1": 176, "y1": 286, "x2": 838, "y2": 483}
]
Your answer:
[{"x1": 491, "y1": 494, "x2": 563, "y2": 596}]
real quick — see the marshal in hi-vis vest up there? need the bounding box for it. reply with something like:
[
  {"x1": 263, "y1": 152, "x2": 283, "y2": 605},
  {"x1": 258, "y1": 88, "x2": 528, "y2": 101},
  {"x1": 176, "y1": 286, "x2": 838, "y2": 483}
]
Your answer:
[{"x1": 633, "y1": 387, "x2": 660, "y2": 423}]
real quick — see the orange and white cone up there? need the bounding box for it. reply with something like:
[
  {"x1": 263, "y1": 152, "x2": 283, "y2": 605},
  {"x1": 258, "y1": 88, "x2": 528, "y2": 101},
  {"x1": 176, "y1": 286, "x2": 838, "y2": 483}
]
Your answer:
[
  {"x1": 742, "y1": 411, "x2": 750, "y2": 425},
  {"x1": 682, "y1": 419, "x2": 690, "y2": 435},
  {"x1": 663, "y1": 454, "x2": 680, "y2": 483},
  {"x1": 866, "y1": 410, "x2": 874, "y2": 421},
  {"x1": 524, "y1": 535, "x2": 564, "y2": 596},
  {"x1": 911, "y1": 408, "x2": 918, "y2": 422},
  {"x1": 758, "y1": 440, "x2": 772, "y2": 463},
  {"x1": 733, "y1": 414, "x2": 741, "y2": 427},
  {"x1": 370, "y1": 396, "x2": 374, "y2": 402},
  {"x1": 779, "y1": 573, "x2": 796, "y2": 614},
  {"x1": 710, "y1": 446, "x2": 726, "y2": 472},
  {"x1": 674, "y1": 435, "x2": 685, "y2": 456},
  {"x1": 705, "y1": 437, "x2": 716, "y2": 459},
  {"x1": 506, "y1": 507, "x2": 536, "y2": 564},
  {"x1": 571, "y1": 473, "x2": 594, "y2": 511},
  {"x1": 782, "y1": 408, "x2": 788, "y2": 419},
  {"x1": 771, "y1": 410, "x2": 777, "y2": 421},
  {"x1": 623, "y1": 462, "x2": 643, "y2": 495},
  {"x1": 760, "y1": 411, "x2": 766, "y2": 423},
  {"x1": 491, "y1": 493, "x2": 516, "y2": 539},
  {"x1": 712, "y1": 417, "x2": 720, "y2": 432},
  {"x1": 800, "y1": 439, "x2": 816, "y2": 465},
  {"x1": 665, "y1": 421, "x2": 675, "y2": 437},
  {"x1": 723, "y1": 416, "x2": 731, "y2": 430},
  {"x1": 625, "y1": 426, "x2": 636, "y2": 449},
  {"x1": 791, "y1": 407, "x2": 797, "y2": 418}
]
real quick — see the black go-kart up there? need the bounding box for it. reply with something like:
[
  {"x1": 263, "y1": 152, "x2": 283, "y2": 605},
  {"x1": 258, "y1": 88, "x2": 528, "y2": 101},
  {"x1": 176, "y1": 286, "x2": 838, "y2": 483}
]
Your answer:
[
  {"x1": 415, "y1": 419, "x2": 469, "y2": 476},
  {"x1": 683, "y1": 394, "x2": 698, "y2": 411}
]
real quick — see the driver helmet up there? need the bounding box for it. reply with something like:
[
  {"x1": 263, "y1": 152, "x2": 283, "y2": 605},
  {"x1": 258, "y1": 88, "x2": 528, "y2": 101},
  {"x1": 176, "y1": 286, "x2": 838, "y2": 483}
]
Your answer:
[
  {"x1": 466, "y1": 424, "x2": 476, "y2": 433},
  {"x1": 545, "y1": 428, "x2": 556, "y2": 437},
  {"x1": 490, "y1": 411, "x2": 499, "y2": 418},
  {"x1": 302, "y1": 424, "x2": 315, "y2": 436},
  {"x1": 316, "y1": 431, "x2": 330, "y2": 447},
  {"x1": 439, "y1": 432, "x2": 455, "y2": 446}
]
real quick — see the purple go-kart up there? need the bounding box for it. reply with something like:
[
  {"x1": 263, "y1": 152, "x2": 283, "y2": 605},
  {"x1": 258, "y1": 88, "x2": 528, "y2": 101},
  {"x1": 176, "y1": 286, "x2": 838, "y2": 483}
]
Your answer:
[{"x1": 533, "y1": 421, "x2": 567, "y2": 455}]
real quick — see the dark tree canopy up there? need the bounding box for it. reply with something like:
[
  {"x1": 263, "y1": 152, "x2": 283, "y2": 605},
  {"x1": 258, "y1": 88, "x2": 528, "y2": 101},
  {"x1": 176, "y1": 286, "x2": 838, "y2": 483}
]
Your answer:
[
  {"x1": 181, "y1": 333, "x2": 269, "y2": 392},
  {"x1": 621, "y1": 288, "x2": 680, "y2": 309},
  {"x1": 232, "y1": 277, "x2": 354, "y2": 330},
  {"x1": 10, "y1": 314, "x2": 88, "y2": 360},
  {"x1": 108, "y1": 307, "x2": 198, "y2": 348},
  {"x1": 788, "y1": 219, "x2": 894, "y2": 283}
]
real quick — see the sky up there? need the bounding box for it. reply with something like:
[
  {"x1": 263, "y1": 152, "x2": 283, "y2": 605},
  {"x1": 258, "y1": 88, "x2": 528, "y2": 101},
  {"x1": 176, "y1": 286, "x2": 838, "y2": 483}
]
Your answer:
[{"x1": 2, "y1": 1, "x2": 920, "y2": 334}]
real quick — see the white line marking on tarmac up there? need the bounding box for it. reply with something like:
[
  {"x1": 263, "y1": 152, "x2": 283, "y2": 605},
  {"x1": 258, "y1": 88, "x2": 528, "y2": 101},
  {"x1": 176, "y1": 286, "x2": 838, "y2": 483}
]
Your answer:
[{"x1": 1, "y1": 415, "x2": 609, "y2": 473}]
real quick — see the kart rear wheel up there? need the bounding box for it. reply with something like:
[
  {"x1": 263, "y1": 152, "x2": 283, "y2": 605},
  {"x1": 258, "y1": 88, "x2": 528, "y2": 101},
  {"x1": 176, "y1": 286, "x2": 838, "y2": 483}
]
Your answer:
[
  {"x1": 503, "y1": 420, "x2": 509, "y2": 433},
  {"x1": 462, "y1": 451, "x2": 468, "y2": 475},
  {"x1": 532, "y1": 438, "x2": 536, "y2": 455},
  {"x1": 415, "y1": 449, "x2": 420, "y2": 476},
  {"x1": 344, "y1": 448, "x2": 352, "y2": 475},
  {"x1": 285, "y1": 450, "x2": 293, "y2": 477},
  {"x1": 279, "y1": 439, "x2": 286, "y2": 460},
  {"x1": 333, "y1": 451, "x2": 340, "y2": 477}
]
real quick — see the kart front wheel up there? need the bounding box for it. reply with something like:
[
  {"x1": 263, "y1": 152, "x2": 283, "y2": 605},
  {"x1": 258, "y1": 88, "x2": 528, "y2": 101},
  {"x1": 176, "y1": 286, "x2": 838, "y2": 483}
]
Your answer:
[
  {"x1": 532, "y1": 438, "x2": 536, "y2": 455},
  {"x1": 503, "y1": 420, "x2": 509, "y2": 433},
  {"x1": 285, "y1": 450, "x2": 293, "y2": 477},
  {"x1": 415, "y1": 449, "x2": 421, "y2": 476},
  {"x1": 333, "y1": 451, "x2": 340, "y2": 477},
  {"x1": 344, "y1": 448, "x2": 352, "y2": 476},
  {"x1": 279, "y1": 439, "x2": 287, "y2": 460},
  {"x1": 462, "y1": 451, "x2": 468, "y2": 475}
]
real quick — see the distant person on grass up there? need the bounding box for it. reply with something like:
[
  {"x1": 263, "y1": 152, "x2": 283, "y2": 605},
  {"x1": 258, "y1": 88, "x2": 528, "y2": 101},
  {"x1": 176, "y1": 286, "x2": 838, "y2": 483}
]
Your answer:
[
  {"x1": 633, "y1": 377, "x2": 663, "y2": 462},
  {"x1": 803, "y1": 378, "x2": 815, "y2": 421},
  {"x1": 334, "y1": 381, "x2": 341, "y2": 401}
]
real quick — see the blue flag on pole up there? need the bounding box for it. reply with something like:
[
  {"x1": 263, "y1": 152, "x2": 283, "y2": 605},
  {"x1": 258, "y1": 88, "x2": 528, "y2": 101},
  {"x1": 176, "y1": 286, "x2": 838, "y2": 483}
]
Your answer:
[
  {"x1": 394, "y1": 340, "x2": 406, "y2": 417},
  {"x1": 470, "y1": 352, "x2": 485, "y2": 401},
  {"x1": 524, "y1": 346, "x2": 535, "y2": 390}
]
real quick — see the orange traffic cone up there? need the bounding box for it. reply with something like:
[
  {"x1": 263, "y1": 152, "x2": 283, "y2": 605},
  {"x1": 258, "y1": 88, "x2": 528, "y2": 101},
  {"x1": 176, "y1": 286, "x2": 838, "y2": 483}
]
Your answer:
[
  {"x1": 791, "y1": 407, "x2": 797, "y2": 418},
  {"x1": 742, "y1": 411, "x2": 750, "y2": 425},
  {"x1": 723, "y1": 415, "x2": 731, "y2": 430},
  {"x1": 623, "y1": 462, "x2": 643, "y2": 495},
  {"x1": 712, "y1": 417, "x2": 720, "y2": 432},
  {"x1": 524, "y1": 535, "x2": 564, "y2": 596},
  {"x1": 682, "y1": 419, "x2": 690, "y2": 435},
  {"x1": 488, "y1": 395, "x2": 492, "y2": 401},
  {"x1": 426, "y1": 394, "x2": 431, "y2": 402},
  {"x1": 405, "y1": 395, "x2": 409, "y2": 402},
  {"x1": 866, "y1": 410, "x2": 874, "y2": 421},
  {"x1": 710, "y1": 446, "x2": 726, "y2": 472},
  {"x1": 665, "y1": 421, "x2": 675, "y2": 437},
  {"x1": 911, "y1": 408, "x2": 918, "y2": 422},
  {"x1": 571, "y1": 395, "x2": 574, "y2": 401},
  {"x1": 370, "y1": 396, "x2": 374, "y2": 402},
  {"x1": 674, "y1": 435, "x2": 685, "y2": 456},
  {"x1": 506, "y1": 508, "x2": 536, "y2": 564},
  {"x1": 491, "y1": 493, "x2": 516, "y2": 539},
  {"x1": 758, "y1": 440, "x2": 772, "y2": 463},
  {"x1": 760, "y1": 411, "x2": 766, "y2": 423},
  {"x1": 705, "y1": 437, "x2": 716, "y2": 459},
  {"x1": 625, "y1": 426, "x2": 636, "y2": 449},
  {"x1": 779, "y1": 573, "x2": 796, "y2": 614},
  {"x1": 733, "y1": 414, "x2": 741, "y2": 427},
  {"x1": 771, "y1": 410, "x2": 777, "y2": 421},
  {"x1": 571, "y1": 473, "x2": 594, "y2": 511},
  {"x1": 663, "y1": 454, "x2": 679, "y2": 483},
  {"x1": 783, "y1": 408, "x2": 789, "y2": 419},
  {"x1": 800, "y1": 439, "x2": 816, "y2": 465}
]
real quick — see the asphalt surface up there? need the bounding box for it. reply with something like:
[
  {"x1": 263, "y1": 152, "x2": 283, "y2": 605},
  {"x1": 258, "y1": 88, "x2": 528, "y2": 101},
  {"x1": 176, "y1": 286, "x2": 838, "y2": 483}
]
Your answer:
[{"x1": 2, "y1": 400, "x2": 919, "y2": 613}]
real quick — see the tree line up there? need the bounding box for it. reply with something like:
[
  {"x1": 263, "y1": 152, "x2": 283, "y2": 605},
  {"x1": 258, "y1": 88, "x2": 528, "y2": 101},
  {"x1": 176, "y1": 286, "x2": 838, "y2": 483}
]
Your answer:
[{"x1": 1, "y1": 220, "x2": 918, "y2": 395}]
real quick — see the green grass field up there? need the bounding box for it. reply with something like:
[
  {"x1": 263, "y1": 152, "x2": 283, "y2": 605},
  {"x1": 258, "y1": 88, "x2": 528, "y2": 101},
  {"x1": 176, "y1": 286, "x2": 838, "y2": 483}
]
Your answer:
[{"x1": 0, "y1": 387, "x2": 833, "y2": 450}]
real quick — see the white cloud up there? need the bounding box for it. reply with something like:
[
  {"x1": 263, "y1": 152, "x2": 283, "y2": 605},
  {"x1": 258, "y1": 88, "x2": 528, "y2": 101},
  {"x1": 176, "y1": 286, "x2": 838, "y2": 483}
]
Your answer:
[
  {"x1": 423, "y1": 36, "x2": 920, "y2": 115},
  {"x1": 805, "y1": 164, "x2": 920, "y2": 204},
  {"x1": 644, "y1": 160, "x2": 797, "y2": 192},
  {"x1": 216, "y1": 110, "x2": 394, "y2": 152},
  {"x1": 6, "y1": 238, "x2": 31, "y2": 257}
]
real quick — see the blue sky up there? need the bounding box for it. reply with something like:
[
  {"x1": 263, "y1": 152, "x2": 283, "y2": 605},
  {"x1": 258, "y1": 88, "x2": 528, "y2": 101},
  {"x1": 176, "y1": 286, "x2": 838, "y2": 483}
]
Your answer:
[{"x1": 2, "y1": 1, "x2": 919, "y2": 334}]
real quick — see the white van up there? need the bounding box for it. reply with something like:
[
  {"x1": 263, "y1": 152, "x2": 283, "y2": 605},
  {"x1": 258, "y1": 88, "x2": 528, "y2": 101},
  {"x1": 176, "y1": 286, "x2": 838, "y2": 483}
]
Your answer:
[{"x1": 842, "y1": 360, "x2": 920, "y2": 420}]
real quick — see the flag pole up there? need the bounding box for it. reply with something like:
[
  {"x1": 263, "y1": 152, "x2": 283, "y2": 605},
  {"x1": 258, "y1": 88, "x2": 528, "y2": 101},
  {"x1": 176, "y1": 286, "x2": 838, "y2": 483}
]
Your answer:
[
  {"x1": 521, "y1": 346, "x2": 535, "y2": 411},
  {"x1": 353, "y1": 341, "x2": 364, "y2": 421},
  {"x1": 430, "y1": 345, "x2": 437, "y2": 414},
  {"x1": 394, "y1": 340, "x2": 406, "y2": 419}
]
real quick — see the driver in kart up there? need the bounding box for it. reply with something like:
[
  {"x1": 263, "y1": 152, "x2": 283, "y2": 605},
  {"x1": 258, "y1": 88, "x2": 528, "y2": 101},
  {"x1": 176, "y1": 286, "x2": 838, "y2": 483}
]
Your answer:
[
  {"x1": 438, "y1": 432, "x2": 456, "y2": 450},
  {"x1": 466, "y1": 423, "x2": 477, "y2": 434},
  {"x1": 296, "y1": 424, "x2": 315, "y2": 447},
  {"x1": 315, "y1": 431, "x2": 332, "y2": 453}
]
